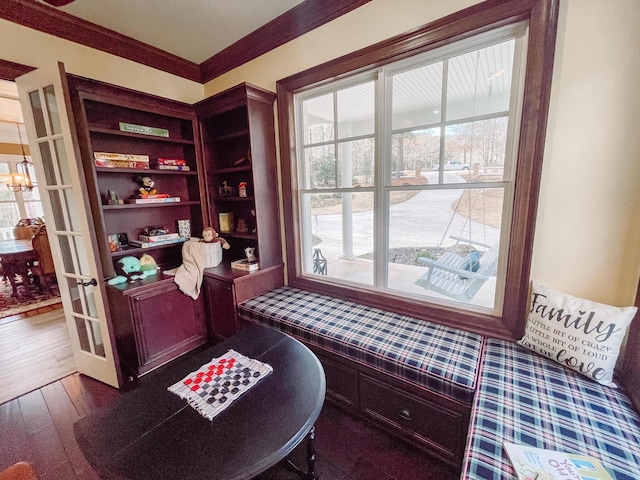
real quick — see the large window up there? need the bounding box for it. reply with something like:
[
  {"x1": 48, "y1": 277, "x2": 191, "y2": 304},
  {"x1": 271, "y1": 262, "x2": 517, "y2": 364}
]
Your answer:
[
  {"x1": 0, "y1": 153, "x2": 43, "y2": 239},
  {"x1": 278, "y1": 0, "x2": 558, "y2": 339},
  {"x1": 294, "y1": 26, "x2": 525, "y2": 314}
]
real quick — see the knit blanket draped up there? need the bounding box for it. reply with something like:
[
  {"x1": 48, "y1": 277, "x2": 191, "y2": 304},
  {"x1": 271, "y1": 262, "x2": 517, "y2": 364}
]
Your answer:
[{"x1": 174, "y1": 240, "x2": 207, "y2": 299}]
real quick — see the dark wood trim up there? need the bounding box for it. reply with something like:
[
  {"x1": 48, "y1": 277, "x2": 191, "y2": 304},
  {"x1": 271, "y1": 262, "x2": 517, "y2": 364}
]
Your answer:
[
  {"x1": 200, "y1": 0, "x2": 371, "y2": 83},
  {"x1": 622, "y1": 279, "x2": 640, "y2": 412},
  {"x1": 0, "y1": 58, "x2": 34, "y2": 81},
  {"x1": 1, "y1": 0, "x2": 369, "y2": 85},
  {"x1": 0, "y1": 0, "x2": 201, "y2": 83},
  {"x1": 276, "y1": 0, "x2": 559, "y2": 340}
]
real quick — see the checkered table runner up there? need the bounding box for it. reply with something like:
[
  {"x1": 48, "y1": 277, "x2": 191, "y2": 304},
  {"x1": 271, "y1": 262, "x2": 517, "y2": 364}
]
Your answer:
[{"x1": 168, "y1": 349, "x2": 273, "y2": 421}]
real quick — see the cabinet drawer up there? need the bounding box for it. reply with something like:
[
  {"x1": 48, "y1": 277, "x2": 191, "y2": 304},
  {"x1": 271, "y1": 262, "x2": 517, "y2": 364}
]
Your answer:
[{"x1": 360, "y1": 375, "x2": 464, "y2": 457}]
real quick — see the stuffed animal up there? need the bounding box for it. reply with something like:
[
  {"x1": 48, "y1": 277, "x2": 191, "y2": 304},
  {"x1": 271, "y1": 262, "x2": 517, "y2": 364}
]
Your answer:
[
  {"x1": 107, "y1": 256, "x2": 149, "y2": 285},
  {"x1": 139, "y1": 253, "x2": 159, "y2": 274},
  {"x1": 137, "y1": 176, "x2": 157, "y2": 196},
  {"x1": 201, "y1": 227, "x2": 230, "y2": 249}
]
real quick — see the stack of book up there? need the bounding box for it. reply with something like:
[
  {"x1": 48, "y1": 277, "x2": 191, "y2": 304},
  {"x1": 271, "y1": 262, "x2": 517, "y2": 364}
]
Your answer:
[
  {"x1": 94, "y1": 152, "x2": 150, "y2": 169},
  {"x1": 152, "y1": 158, "x2": 191, "y2": 171},
  {"x1": 129, "y1": 232, "x2": 187, "y2": 249},
  {"x1": 126, "y1": 194, "x2": 180, "y2": 204}
]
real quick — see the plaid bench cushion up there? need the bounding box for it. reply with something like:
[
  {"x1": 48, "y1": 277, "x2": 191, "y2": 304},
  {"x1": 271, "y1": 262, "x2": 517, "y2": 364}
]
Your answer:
[
  {"x1": 462, "y1": 338, "x2": 640, "y2": 480},
  {"x1": 237, "y1": 286, "x2": 484, "y2": 405}
]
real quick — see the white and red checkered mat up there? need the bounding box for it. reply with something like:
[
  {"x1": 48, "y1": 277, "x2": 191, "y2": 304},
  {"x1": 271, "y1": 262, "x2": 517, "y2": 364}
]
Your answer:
[{"x1": 168, "y1": 349, "x2": 273, "y2": 420}]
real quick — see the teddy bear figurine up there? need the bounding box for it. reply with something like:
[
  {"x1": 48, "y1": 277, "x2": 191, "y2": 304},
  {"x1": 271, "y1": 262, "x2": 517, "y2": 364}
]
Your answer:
[
  {"x1": 201, "y1": 227, "x2": 230, "y2": 249},
  {"x1": 137, "y1": 176, "x2": 157, "y2": 196}
]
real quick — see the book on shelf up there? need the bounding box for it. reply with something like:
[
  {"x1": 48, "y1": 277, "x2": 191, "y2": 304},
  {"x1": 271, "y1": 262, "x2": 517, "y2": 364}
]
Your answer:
[
  {"x1": 153, "y1": 158, "x2": 186, "y2": 167},
  {"x1": 129, "y1": 237, "x2": 187, "y2": 249},
  {"x1": 94, "y1": 152, "x2": 150, "y2": 169},
  {"x1": 125, "y1": 197, "x2": 181, "y2": 204},
  {"x1": 139, "y1": 233, "x2": 181, "y2": 243},
  {"x1": 157, "y1": 165, "x2": 191, "y2": 171},
  {"x1": 141, "y1": 193, "x2": 171, "y2": 198},
  {"x1": 118, "y1": 122, "x2": 169, "y2": 138},
  {"x1": 231, "y1": 259, "x2": 259, "y2": 272},
  {"x1": 503, "y1": 442, "x2": 614, "y2": 480}
]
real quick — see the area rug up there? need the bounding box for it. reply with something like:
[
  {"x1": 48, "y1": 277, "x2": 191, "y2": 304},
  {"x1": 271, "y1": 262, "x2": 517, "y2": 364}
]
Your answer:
[{"x1": 0, "y1": 279, "x2": 61, "y2": 322}]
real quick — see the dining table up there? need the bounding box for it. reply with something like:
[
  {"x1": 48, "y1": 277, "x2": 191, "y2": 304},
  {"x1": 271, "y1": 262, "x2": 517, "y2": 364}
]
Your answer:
[{"x1": 0, "y1": 239, "x2": 37, "y2": 298}]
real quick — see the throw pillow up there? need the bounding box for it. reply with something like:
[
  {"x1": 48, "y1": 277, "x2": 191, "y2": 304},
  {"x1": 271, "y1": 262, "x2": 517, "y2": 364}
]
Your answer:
[
  {"x1": 518, "y1": 281, "x2": 637, "y2": 387},
  {"x1": 459, "y1": 251, "x2": 481, "y2": 279},
  {"x1": 461, "y1": 251, "x2": 481, "y2": 273}
]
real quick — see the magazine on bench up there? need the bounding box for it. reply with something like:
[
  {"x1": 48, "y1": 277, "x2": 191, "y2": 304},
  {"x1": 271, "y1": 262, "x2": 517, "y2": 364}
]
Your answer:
[{"x1": 503, "y1": 442, "x2": 614, "y2": 480}]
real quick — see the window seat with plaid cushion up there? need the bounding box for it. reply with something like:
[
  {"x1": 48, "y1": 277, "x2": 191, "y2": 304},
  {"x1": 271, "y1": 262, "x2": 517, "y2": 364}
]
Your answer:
[
  {"x1": 237, "y1": 286, "x2": 485, "y2": 468},
  {"x1": 461, "y1": 338, "x2": 640, "y2": 480}
]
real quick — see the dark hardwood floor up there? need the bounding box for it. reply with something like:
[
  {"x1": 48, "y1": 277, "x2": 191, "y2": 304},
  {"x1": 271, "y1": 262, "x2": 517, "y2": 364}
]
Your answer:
[{"x1": 0, "y1": 373, "x2": 458, "y2": 480}]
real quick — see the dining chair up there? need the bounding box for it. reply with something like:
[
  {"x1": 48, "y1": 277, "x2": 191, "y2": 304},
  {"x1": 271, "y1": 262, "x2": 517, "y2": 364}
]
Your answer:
[{"x1": 30, "y1": 225, "x2": 57, "y2": 294}]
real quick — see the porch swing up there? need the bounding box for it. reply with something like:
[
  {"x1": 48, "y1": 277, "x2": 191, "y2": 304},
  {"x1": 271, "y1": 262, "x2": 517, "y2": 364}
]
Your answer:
[
  {"x1": 414, "y1": 191, "x2": 500, "y2": 302},
  {"x1": 414, "y1": 49, "x2": 500, "y2": 302}
]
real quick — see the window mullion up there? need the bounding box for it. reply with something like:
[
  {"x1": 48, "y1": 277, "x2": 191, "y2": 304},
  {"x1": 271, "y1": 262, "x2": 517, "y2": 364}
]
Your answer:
[{"x1": 375, "y1": 69, "x2": 388, "y2": 288}]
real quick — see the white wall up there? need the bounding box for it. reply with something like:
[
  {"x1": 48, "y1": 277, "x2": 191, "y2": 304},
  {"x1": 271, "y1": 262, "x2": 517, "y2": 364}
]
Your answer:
[{"x1": 533, "y1": 0, "x2": 640, "y2": 305}]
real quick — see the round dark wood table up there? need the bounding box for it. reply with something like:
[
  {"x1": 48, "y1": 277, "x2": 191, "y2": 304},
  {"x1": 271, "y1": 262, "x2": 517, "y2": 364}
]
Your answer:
[{"x1": 74, "y1": 325, "x2": 326, "y2": 480}]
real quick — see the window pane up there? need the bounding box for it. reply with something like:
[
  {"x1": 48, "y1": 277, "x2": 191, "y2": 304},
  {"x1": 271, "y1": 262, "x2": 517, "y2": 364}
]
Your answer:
[
  {"x1": 301, "y1": 192, "x2": 374, "y2": 285},
  {"x1": 339, "y1": 138, "x2": 375, "y2": 188},
  {"x1": 302, "y1": 144, "x2": 335, "y2": 189},
  {"x1": 442, "y1": 117, "x2": 508, "y2": 184},
  {"x1": 302, "y1": 93, "x2": 334, "y2": 145},
  {"x1": 392, "y1": 62, "x2": 443, "y2": 130},
  {"x1": 44, "y1": 85, "x2": 62, "y2": 136},
  {"x1": 387, "y1": 187, "x2": 503, "y2": 309},
  {"x1": 337, "y1": 82, "x2": 375, "y2": 138},
  {"x1": 24, "y1": 202, "x2": 44, "y2": 219},
  {"x1": 39, "y1": 141, "x2": 58, "y2": 185},
  {"x1": 29, "y1": 90, "x2": 47, "y2": 138},
  {"x1": 446, "y1": 40, "x2": 514, "y2": 122},
  {"x1": 389, "y1": 128, "x2": 440, "y2": 182}
]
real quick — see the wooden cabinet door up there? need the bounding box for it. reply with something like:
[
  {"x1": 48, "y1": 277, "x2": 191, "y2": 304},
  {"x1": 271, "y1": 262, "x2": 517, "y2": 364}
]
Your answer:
[
  {"x1": 130, "y1": 282, "x2": 206, "y2": 371},
  {"x1": 203, "y1": 277, "x2": 237, "y2": 339}
]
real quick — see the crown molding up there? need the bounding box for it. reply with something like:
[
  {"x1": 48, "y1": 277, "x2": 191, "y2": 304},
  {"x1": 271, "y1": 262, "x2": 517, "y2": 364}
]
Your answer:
[
  {"x1": 0, "y1": 0, "x2": 202, "y2": 82},
  {"x1": 0, "y1": 0, "x2": 370, "y2": 85},
  {"x1": 200, "y1": 0, "x2": 371, "y2": 83}
]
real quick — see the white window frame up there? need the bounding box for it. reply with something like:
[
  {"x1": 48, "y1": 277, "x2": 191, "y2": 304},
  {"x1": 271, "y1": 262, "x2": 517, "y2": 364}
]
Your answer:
[
  {"x1": 292, "y1": 24, "x2": 527, "y2": 315},
  {"x1": 276, "y1": 0, "x2": 559, "y2": 340}
]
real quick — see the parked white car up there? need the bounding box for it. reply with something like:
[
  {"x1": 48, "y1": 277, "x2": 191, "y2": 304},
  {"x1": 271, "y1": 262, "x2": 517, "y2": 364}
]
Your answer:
[{"x1": 443, "y1": 161, "x2": 471, "y2": 171}]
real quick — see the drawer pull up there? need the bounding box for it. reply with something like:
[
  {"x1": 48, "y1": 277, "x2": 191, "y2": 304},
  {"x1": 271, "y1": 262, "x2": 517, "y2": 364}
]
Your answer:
[{"x1": 399, "y1": 409, "x2": 412, "y2": 421}]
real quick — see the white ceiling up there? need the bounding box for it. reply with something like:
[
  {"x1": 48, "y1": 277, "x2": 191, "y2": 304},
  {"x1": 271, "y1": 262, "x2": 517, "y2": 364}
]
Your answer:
[{"x1": 35, "y1": 0, "x2": 306, "y2": 64}]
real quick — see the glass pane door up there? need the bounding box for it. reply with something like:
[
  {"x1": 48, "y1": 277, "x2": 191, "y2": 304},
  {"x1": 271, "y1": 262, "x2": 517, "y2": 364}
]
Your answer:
[{"x1": 17, "y1": 63, "x2": 121, "y2": 388}]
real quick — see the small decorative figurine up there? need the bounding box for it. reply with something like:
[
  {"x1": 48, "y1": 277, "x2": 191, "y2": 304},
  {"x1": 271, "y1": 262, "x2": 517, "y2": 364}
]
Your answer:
[
  {"x1": 218, "y1": 180, "x2": 235, "y2": 197},
  {"x1": 137, "y1": 176, "x2": 157, "y2": 196},
  {"x1": 244, "y1": 247, "x2": 257, "y2": 263},
  {"x1": 238, "y1": 181, "x2": 247, "y2": 197},
  {"x1": 201, "y1": 227, "x2": 230, "y2": 249},
  {"x1": 236, "y1": 219, "x2": 248, "y2": 234}
]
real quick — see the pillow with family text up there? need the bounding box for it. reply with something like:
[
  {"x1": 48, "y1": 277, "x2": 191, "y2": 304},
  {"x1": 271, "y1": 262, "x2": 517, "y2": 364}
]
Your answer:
[{"x1": 518, "y1": 281, "x2": 637, "y2": 387}]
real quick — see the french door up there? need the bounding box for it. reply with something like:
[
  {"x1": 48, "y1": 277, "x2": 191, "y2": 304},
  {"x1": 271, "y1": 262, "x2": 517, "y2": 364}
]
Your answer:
[{"x1": 16, "y1": 63, "x2": 121, "y2": 388}]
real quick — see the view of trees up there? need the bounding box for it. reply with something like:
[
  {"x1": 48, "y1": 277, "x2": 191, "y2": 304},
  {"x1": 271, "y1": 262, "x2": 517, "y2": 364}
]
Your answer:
[{"x1": 305, "y1": 115, "x2": 508, "y2": 189}]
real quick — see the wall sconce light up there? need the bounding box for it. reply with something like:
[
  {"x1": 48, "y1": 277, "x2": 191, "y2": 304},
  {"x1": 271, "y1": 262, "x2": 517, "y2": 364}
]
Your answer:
[{"x1": 1, "y1": 123, "x2": 35, "y2": 192}]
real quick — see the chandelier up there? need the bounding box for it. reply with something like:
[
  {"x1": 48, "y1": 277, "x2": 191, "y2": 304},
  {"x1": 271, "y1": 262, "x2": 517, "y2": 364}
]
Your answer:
[{"x1": 1, "y1": 123, "x2": 35, "y2": 192}]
